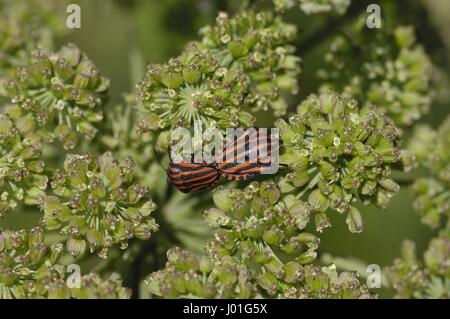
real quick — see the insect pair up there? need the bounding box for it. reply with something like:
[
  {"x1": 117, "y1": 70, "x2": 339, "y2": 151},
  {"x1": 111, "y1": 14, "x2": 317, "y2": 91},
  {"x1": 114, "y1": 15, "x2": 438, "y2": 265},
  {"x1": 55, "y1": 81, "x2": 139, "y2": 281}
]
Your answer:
[{"x1": 166, "y1": 128, "x2": 280, "y2": 193}]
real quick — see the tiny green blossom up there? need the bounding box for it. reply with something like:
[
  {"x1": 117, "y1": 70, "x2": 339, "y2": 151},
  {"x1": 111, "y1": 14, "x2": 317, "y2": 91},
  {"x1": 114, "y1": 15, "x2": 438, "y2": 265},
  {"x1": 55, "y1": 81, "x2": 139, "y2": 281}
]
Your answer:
[
  {"x1": 198, "y1": 10, "x2": 300, "y2": 116},
  {"x1": 276, "y1": 93, "x2": 403, "y2": 232},
  {"x1": 0, "y1": 113, "x2": 48, "y2": 217},
  {"x1": 41, "y1": 152, "x2": 158, "y2": 258},
  {"x1": 320, "y1": 21, "x2": 433, "y2": 127},
  {"x1": 1, "y1": 44, "x2": 110, "y2": 149}
]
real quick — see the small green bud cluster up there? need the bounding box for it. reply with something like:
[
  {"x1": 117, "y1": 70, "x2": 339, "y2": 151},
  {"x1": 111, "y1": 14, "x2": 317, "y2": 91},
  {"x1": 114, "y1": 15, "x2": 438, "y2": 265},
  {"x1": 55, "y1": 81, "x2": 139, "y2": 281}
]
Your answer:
[
  {"x1": 276, "y1": 93, "x2": 403, "y2": 232},
  {"x1": 146, "y1": 247, "x2": 373, "y2": 298},
  {"x1": 136, "y1": 43, "x2": 254, "y2": 134},
  {"x1": 273, "y1": 0, "x2": 350, "y2": 15},
  {"x1": 0, "y1": 227, "x2": 62, "y2": 298},
  {"x1": 409, "y1": 116, "x2": 450, "y2": 228},
  {"x1": 207, "y1": 182, "x2": 319, "y2": 264},
  {"x1": 198, "y1": 10, "x2": 300, "y2": 117},
  {"x1": 319, "y1": 21, "x2": 433, "y2": 127},
  {"x1": 386, "y1": 230, "x2": 450, "y2": 299},
  {"x1": 1, "y1": 44, "x2": 110, "y2": 150},
  {"x1": 41, "y1": 152, "x2": 158, "y2": 258},
  {"x1": 146, "y1": 247, "x2": 255, "y2": 298},
  {"x1": 0, "y1": 226, "x2": 131, "y2": 299},
  {"x1": 0, "y1": 113, "x2": 48, "y2": 217}
]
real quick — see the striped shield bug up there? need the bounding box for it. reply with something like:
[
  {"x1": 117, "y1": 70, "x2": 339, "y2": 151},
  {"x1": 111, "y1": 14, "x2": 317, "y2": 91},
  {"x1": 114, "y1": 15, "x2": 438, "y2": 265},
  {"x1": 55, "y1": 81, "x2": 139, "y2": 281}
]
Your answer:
[
  {"x1": 166, "y1": 156, "x2": 221, "y2": 193},
  {"x1": 165, "y1": 127, "x2": 280, "y2": 193},
  {"x1": 216, "y1": 128, "x2": 279, "y2": 181}
]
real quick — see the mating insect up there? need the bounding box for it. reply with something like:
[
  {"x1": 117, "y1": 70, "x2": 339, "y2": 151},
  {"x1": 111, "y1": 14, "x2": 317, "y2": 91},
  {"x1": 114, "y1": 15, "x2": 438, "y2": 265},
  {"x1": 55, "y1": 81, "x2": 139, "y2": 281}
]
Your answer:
[
  {"x1": 166, "y1": 160, "x2": 220, "y2": 193},
  {"x1": 166, "y1": 128, "x2": 279, "y2": 193}
]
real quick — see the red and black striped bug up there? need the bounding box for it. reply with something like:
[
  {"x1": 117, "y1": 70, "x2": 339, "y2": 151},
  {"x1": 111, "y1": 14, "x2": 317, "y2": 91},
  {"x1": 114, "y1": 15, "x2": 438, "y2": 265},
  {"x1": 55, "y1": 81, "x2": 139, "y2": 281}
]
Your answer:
[
  {"x1": 165, "y1": 128, "x2": 280, "y2": 193},
  {"x1": 217, "y1": 128, "x2": 279, "y2": 181},
  {"x1": 166, "y1": 157, "x2": 221, "y2": 193}
]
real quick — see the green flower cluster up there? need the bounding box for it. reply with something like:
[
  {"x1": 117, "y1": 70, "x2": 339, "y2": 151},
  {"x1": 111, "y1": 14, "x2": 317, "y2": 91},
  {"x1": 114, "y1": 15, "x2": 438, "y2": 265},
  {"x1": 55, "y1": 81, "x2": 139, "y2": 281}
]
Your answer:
[
  {"x1": 198, "y1": 10, "x2": 300, "y2": 117},
  {"x1": 136, "y1": 43, "x2": 254, "y2": 134},
  {"x1": 41, "y1": 152, "x2": 158, "y2": 258},
  {"x1": 0, "y1": 227, "x2": 130, "y2": 299},
  {"x1": 319, "y1": 21, "x2": 433, "y2": 127},
  {"x1": 206, "y1": 182, "x2": 319, "y2": 264},
  {"x1": 146, "y1": 181, "x2": 373, "y2": 298},
  {"x1": 412, "y1": 178, "x2": 450, "y2": 229},
  {"x1": 273, "y1": 0, "x2": 351, "y2": 15},
  {"x1": 276, "y1": 93, "x2": 404, "y2": 232},
  {"x1": 0, "y1": 0, "x2": 66, "y2": 74},
  {"x1": 386, "y1": 230, "x2": 450, "y2": 298},
  {"x1": 146, "y1": 248, "x2": 254, "y2": 298},
  {"x1": 1, "y1": 44, "x2": 110, "y2": 150},
  {"x1": 409, "y1": 116, "x2": 450, "y2": 228},
  {"x1": 100, "y1": 100, "x2": 162, "y2": 189},
  {"x1": 0, "y1": 227, "x2": 62, "y2": 298},
  {"x1": 146, "y1": 247, "x2": 372, "y2": 298},
  {"x1": 0, "y1": 113, "x2": 48, "y2": 217}
]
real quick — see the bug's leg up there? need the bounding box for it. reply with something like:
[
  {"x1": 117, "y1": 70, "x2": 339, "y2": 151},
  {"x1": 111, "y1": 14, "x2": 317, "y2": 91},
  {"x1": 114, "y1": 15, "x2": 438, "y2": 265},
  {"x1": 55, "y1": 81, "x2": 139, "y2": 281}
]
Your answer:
[{"x1": 222, "y1": 172, "x2": 256, "y2": 182}]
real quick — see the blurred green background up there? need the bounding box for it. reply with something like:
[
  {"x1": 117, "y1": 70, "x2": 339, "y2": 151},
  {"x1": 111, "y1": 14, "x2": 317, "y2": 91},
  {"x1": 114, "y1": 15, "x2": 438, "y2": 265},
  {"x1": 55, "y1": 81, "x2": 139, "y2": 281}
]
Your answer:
[{"x1": 3, "y1": 0, "x2": 450, "y2": 297}]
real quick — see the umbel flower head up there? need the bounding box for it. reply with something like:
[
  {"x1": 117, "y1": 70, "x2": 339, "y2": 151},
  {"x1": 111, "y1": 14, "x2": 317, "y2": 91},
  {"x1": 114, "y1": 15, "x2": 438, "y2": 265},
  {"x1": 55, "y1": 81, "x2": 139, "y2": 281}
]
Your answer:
[
  {"x1": 319, "y1": 20, "x2": 433, "y2": 127},
  {"x1": 41, "y1": 152, "x2": 158, "y2": 258},
  {"x1": 276, "y1": 93, "x2": 403, "y2": 233},
  {"x1": 0, "y1": 113, "x2": 48, "y2": 217},
  {"x1": 205, "y1": 182, "x2": 320, "y2": 266},
  {"x1": 198, "y1": 10, "x2": 300, "y2": 117},
  {"x1": 385, "y1": 229, "x2": 450, "y2": 299},
  {"x1": 147, "y1": 181, "x2": 370, "y2": 298},
  {"x1": 1, "y1": 44, "x2": 110, "y2": 150},
  {"x1": 273, "y1": 0, "x2": 351, "y2": 15},
  {"x1": 0, "y1": 226, "x2": 131, "y2": 299},
  {"x1": 0, "y1": 227, "x2": 62, "y2": 298},
  {"x1": 146, "y1": 247, "x2": 373, "y2": 299},
  {"x1": 408, "y1": 115, "x2": 450, "y2": 228},
  {"x1": 146, "y1": 248, "x2": 255, "y2": 298},
  {"x1": 136, "y1": 43, "x2": 254, "y2": 134}
]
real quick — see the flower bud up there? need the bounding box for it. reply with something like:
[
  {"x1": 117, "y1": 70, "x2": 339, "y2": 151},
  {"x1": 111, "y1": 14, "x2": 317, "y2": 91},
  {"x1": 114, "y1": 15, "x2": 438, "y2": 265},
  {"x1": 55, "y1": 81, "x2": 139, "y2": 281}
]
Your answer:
[
  {"x1": 66, "y1": 237, "x2": 87, "y2": 257},
  {"x1": 257, "y1": 272, "x2": 279, "y2": 295},
  {"x1": 346, "y1": 206, "x2": 363, "y2": 233},
  {"x1": 203, "y1": 208, "x2": 230, "y2": 228},
  {"x1": 284, "y1": 262, "x2": 303, "y2": 283},
  {"x1": 308, "y1": 190, "x2": 329, "y2": 212}
]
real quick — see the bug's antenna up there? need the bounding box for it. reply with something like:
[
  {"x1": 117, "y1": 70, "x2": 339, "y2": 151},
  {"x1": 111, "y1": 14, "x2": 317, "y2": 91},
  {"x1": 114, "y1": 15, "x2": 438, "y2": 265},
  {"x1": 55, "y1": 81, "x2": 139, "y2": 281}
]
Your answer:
[{"x1": 152, "y1": 145, "x2": 168, "y2": 172}]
